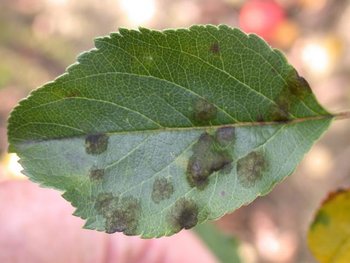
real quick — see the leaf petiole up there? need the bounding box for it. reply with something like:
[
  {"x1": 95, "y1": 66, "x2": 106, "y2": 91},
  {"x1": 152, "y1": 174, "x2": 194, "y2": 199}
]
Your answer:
[{"x1": 333, "y1": 110, "x2": 350, "y2": 121}]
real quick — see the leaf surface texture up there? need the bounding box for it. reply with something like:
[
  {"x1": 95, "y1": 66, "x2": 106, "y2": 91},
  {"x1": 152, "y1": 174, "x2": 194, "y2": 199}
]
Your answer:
[{"x1": 8, "y1": 25, "x2": 332, "y2": 237}]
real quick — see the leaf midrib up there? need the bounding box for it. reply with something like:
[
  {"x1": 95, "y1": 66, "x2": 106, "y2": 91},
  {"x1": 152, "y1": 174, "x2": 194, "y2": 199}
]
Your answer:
[
  {"x1": 11, "y1": 114, "x2": 333, "y2": 147},
  {"x1": 13, "y1": 68, "x2": 305, "y2": 136},
  {"x1": 12, "y1": 28, "x2": 325, "y2": 140},
  {"x1": 10, "y1": 27, "x2": 332, "y2": 143}
]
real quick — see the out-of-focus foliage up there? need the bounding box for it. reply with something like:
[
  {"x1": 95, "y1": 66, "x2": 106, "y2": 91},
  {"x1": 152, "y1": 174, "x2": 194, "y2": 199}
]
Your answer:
[
  {"x1": 0, "y1": 3, "x2": 74, "y2": 90},
  {"x1": 308, "y1": 189, "x2": 350, "y2": 263},
  {"x1": 195, "y1": 223, "x2": 241, "y2": 263}
]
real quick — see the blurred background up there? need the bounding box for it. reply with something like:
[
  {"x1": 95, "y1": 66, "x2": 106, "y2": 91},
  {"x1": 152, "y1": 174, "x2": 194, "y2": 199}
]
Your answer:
[{"x1": 0, "y1": 0, "x2": 350, "y2": 262}]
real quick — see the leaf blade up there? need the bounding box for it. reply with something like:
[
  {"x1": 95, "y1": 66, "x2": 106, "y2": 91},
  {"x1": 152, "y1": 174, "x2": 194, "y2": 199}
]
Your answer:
[{"x1": 8, "y1": 25, "x2": 332, "y2": 237}]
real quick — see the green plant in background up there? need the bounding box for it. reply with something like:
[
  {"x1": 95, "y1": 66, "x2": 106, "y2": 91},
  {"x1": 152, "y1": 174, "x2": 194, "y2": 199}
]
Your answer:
[
  {"x1": 7, "y1": 25, "x2": 350, "y2": 261},
  {"x1": 195, "y1": 223, "x2": 241, "y2": 263}
]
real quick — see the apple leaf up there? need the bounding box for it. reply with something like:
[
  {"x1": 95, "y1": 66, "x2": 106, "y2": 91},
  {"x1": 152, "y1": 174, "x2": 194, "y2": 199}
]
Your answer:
[{"x1": 8, "y1": 25, "x2": 333, "y2": 237}]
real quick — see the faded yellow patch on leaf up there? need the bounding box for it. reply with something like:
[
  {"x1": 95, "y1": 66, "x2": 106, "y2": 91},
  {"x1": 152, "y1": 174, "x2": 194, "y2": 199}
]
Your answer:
[{"x1": 308, "y1": 189, "x2": 350, "y2": 263}]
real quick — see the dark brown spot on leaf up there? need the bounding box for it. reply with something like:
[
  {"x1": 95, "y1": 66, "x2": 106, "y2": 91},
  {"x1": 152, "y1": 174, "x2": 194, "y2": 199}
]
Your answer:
[
  {"x1": 152, "y1": 177, "x2": 174, "y2": 204},
  {"x1": 193, "y1": 99, "x2": 217, "y2": 123},
  {"x1": 168, "y1": 198, "x2": 199, "y2": 232},
  {"x1": 95, "y1": 193, "x2": 141, "y2": 235},
  {"x1": 105, "y1": 197, "x2": 141, "y2": 235},
  {"x1": 85, "y1": 133, "x2": 109, "y2": 155},
  {"x1": 89, "y1": 168, "x2": 105, "y2": 181},
  {"x1": 210, "y1": 43, "x2": 220, "y2": 54},
  {"x1": 187, "y1": 133, "x2": 233, "y2": 189},
  {"x1": 237, "y1": 151, "x2": 267, "y2": 187}
]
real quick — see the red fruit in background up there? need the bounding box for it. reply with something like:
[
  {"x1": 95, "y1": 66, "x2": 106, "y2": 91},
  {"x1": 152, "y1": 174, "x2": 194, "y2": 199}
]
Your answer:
[{"x1": 239, "y1": 0, "x2": 285, "y2": 41}]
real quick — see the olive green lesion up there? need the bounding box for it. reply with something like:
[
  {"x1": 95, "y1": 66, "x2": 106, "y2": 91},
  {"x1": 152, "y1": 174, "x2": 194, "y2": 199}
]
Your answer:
[
  {"x1": 236, "y1": 150, "x2": 267, "y2": 187},
  {"x1": 270, "y1": 69, "x2": 314, "y2": 122},
  {"x1": 89, "y1": 167, "x2": 105, "y2": 181},
  {"x1": 168, "y1": 198, "x2": 199, "y2": 232},
  {"x1": 271, "y1": 96, "x2": 292, "y2": 122},
  {"x1": 187, "y1": 128, "x2": 235, "y2": 190},
  {"x1": 193, "y1": 99, "x2": 217, "y2": 124},
  {"x1": 287, "y1": 69, "x2": 312, "y2": 99},
  {"x1": 85, "y1": 133, "x2": 109, "y2": 155},
  {"x1": 94, "y1": 192, "x2": 141, "y2": 235},
  {"x1": 151, "y1": 177, "x2": 174, "y2": 204}
]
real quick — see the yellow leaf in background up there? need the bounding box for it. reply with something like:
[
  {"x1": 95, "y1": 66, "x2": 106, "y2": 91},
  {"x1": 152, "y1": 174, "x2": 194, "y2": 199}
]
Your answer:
[
  {"x1": 0, "y1": 153, "x2": 26, "y2": 180},
  {"x1": 308, "y1": 189, "x2": 350, "y2": 263}
]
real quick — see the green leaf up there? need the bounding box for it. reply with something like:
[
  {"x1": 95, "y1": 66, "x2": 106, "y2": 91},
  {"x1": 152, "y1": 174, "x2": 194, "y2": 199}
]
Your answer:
[
  {"x1": 194, "y1": 223, "x2": 241, "y2": 263},
  {"x1": 308, "y1": 189, "x2": 350, "y2": 263},
  {"x1": 8, "y1": 25, "x2": 333, "y2": 237}
]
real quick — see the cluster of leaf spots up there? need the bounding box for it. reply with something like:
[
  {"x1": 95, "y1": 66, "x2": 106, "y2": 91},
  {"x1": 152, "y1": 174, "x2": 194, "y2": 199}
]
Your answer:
[
  {"x1": 151, "y1": 177, "x2": 174, "y2": 204},
  {"x1": 236, "y1": 151, "x2": 267, "y2": 187},
  {"x1": 85, "y1": 133, "x2": 109, "y2": 155},
  {"x1": 193, "y1": 99, "x2": 217, "y2": 124},
  {"x1": 94, "y1": 192, "x2": 141, "y2": 235},
  {"x1": 168, "y1": 198, "x2": 199, "y2": 232},
  {"x1": 187, "y1": 127, "x2": 234, "y2": 189}
]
